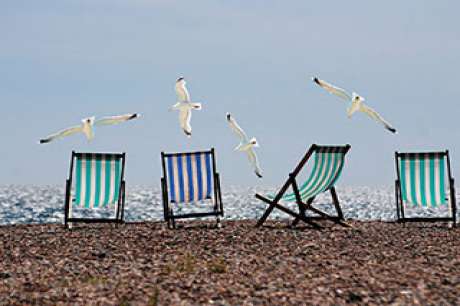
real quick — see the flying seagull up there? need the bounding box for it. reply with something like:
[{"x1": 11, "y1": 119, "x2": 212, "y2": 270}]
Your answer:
[
  {"x1": 170, "y1": 77, "x2": 202, "y2": 137},
  {"x1": 226, "y1": 113, "x2": 263, "y2": 178},
  {"x1": 312, "y1": 77, "x2": 397, "y2": 134},
  {"x1": 39, "y1": 113, "x2": 140, "y2": 144}
]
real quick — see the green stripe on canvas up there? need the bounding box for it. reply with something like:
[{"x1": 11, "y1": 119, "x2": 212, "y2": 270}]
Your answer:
[
  {"x1": 84, "y1": 156, "x2": 92, "y2": 208},
  {"x1": 409, "y1": 158, "x2": 417, "y2": 207},
  {"x1": 439, "y1": 156, "x2": 446, "y2": 206},
  {"x1": 429, "y1": 157, "x2": 436, "y2": 207},
  {"x1": 94, "y1": 158, "x2": 102, "y2": 208},
  {"x1": 399, "y1": 158, "x2": 407, "y2": 203},
  {"x1": 75, "y1": 157, "x2": 82, "y2": 206},
  {"x1": 300, "y1": 153, "x2": 327, "y2": 199}
]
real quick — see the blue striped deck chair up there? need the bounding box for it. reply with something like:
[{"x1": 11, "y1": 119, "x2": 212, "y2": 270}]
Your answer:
[
  {"x1": 161, "y1": 148, "x2": 223, "y2": 229},
  {"x1": 256, "y1": 144, "x2": 351, "y2": 228},
  {"x1": 64, "y1": 152, "x2": 126, "y2": 228},
  {"x1": 395, "y1": 151, "x2": 456, "y2": 226}
]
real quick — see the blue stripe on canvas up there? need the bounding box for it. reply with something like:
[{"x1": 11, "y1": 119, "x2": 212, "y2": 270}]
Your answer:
[
  {"x1": 205, "y1": 153, "x2": 212, "y2": 199},
  {"x1": 167, "y1": 157, "x2": 176, "y2": 203},
  {"x1": 196, "y1": 154, "x2": 203, "y2": 200}
]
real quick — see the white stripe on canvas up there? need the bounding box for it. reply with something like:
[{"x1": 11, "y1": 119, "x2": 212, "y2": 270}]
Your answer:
[
  {"x1": 80, "y1": 157, "x2": 87, "y2": 207},
  {"x1": 191, "y1": 155, "x2": 199, "y2": 202},
  {"x1": 109, "y1": 158, "x2": 116, "y2": 204},
  {"x1": 89, "y1": 157, "x2": 97, "y2": 208},
  {"x1": 424, "y1": 156, "x2": 432, "y2": 206},
  {"x1": 300, "y1": 153, "x2": 324, "y2": 198},
  {"x1": 99, "y1": 158, "x2": 106, "y2": 206},
  {"x1": 305, "y1": 153, "x2": 330, "y2": 199}
]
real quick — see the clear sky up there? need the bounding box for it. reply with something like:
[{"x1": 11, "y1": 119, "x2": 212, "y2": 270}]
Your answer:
[{"x1": 1, "y1": 0, "x2": 459, "y2": 187}]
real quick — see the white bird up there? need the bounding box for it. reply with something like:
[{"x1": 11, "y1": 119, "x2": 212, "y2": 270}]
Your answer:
[
  {"x1": 312, "y1": 77, "x2": 397, "y2": 134},
  {"x1": 226, "y1": 113, "x2": 263, "y2": 178},
  {"x1": 170, "y1": 77, "x2": 202, "y2": 137},
  {"x1": 39, "y1": 113, "x2": 140, "y2": 144}
]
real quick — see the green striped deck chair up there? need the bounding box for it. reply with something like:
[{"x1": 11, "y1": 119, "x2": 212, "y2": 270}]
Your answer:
[
  {"x1": 256, "y1": 144, "x2": 351, "y2": 228},
  {"x1": 161, "y1": 148, "x2": 223, "y2": 229},
  {"x1": 64, "y1": 152, "x2": 126, "y2": 228},
  {"x1": 395, "y1": 151, "x2": 456, "y2": 226}
]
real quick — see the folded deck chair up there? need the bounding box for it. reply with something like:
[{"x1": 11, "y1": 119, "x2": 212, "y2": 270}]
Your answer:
[
  {"x1": 256, "y1": 144, "x2": 351, "y2": 228},
  {"x1": 395, "y1": 151, "x2": 457, "y2": 226},
  {"x1": 64, "y1": 152, "x2": 126, "y2": 228},
  {"x1": 161, "y1": 148, "x2": 224, "y2": 229}
]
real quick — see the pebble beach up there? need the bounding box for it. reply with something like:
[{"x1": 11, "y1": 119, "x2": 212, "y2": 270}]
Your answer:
[{"x1": 1, "y1": 220, "x2": 459, "y2": 305}]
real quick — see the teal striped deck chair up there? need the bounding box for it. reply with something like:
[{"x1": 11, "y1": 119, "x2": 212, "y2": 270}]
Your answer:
[
  {"x1": 395, "y1": 151, "x2": 456, "y2": 226},
  {"x1": 256, "y1": 144, "x2": 351, "y2": 228},
  {"x1": 64, "y1": 152, "x2": 126, "y2": 228},
  {"x1": 161, "y1": 148, "x2": 223, "y2": 229}
]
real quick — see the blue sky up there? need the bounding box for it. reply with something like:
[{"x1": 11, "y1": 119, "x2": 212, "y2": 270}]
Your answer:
[{"x1": 1, "y1": 0, "x2": 459, "y2": 186}]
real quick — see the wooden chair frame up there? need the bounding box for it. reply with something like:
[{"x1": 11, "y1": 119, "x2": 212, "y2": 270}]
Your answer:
[
  {"x1": 161, "y1": 148, "x2": 224, "y2": 229},
  {"x1": 256, "y1": 144, "x2": 351, "y2": 228},
  {"x1": 395, "y1": 150, "x2": 457, "y2": 226},
  {"x1": 64, "y1": 151, "x2": 126, "y2": 229}
]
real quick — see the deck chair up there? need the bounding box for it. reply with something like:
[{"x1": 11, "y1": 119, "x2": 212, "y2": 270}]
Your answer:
[
  {"x1": 256, "y1": 144, "x2": 351, "y2": 228},
  {"x1": 64, "y1": 152, "x2": 126, "y2": 228},
  {"x1": 395, "y1": 151, "x2": 457, "y2": 226},
  {"x1": 161, "y1": 148, "x2": 224, "y2": 229}
]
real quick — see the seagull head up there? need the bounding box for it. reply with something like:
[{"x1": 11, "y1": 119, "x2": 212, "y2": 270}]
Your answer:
[
  {"x1": 250, "y1": 137, "x2": 259, "y2": 147},
  {"x1": 352, "y1": 92, "x2": 364, "y2": 102},
  {"x1": 82, "y1": 116, "x2": 95, "y2": 125}
]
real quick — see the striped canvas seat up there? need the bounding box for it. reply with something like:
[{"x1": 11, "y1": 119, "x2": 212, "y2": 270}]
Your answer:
[
  {"x1": 74, "y1": 153, "x2": 123, "y2": 208},
  {"x1": 165, "y1": 152, "x2": 214, "y2": 203},
  {"x1": 161, "y1": 148, "x2": 224, "y2": 229},
  {"x1": 256, "y1": 144, "x2": 351, "y2": 228},
  {"x1": 395, "y1": 150, "x2": 456, "y2": 226},
  {"x1": 397, "y1": 153, "x2": 448, "y2": 208},
  {"x1": 64, "y1": 151, "x2": 126, "y2": 228},
  {"x1": 277, "y1": 148, "x2": 347, "y2": 202}
]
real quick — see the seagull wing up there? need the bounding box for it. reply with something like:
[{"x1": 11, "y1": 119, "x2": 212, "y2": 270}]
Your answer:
[
  {"x1": 40, "y1": 125, "x2": 83, "y2": 144},
  {"x1": 246, "y1": 148, "x2": 263, "y2": 178},
  {"x1": 94, "y1": 113, "x2": 139, "y2": 126},
  {"x1": 360, "y1": 103, "x2": 397, "y2": 134},
  {"x1": 179, "y1": 108, "x2": 192, "y2": 137},
  {"x1": 313, "y1": 77, "x2": 352, "y2": 101},
  {"x1": 175, "y1": 79, "x2": 190, "y2": 102},
  {"x1": 226, "y1": 113, "x2": 248, "y2": 142}
]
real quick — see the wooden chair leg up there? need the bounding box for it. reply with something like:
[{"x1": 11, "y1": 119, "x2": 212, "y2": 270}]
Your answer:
[{"x1": 330, "y1": 187, "x2": 344, "y2": 220}]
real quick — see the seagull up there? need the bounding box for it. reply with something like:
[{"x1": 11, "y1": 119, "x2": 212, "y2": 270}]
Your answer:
[
  {"x1": 226, "y1": 113, "x2": 263, "y2": 178},
  {"x1": 170, "y1": 77, "x2": 202, "y2": 137},
  {"x1": 39, "y1": 113, "x2": 140, "y2": 144},
  {"x1": 312, "y1": 77, "x2": 397, "y2": 134}
]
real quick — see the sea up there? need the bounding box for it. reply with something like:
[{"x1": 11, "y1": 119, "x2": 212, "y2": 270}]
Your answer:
[{"x1": 0, "y1": 185, "x2": 457, "y2": 225}]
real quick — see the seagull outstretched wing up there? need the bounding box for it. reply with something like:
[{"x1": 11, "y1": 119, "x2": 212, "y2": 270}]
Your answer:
[
  {"x1": 226, "y1": 113, "x2": 248, "y2": 142},
  {"x1": 313, "y1": 77, "x2": 352, "y2": 101},
  {"x1": 247, "y1": 148, "x2": 263, "y2": 178},
  {"x1": 95, "y1": 113, "x2": 140, "y2": 126},
  {"x1": 40, "y1": 125, "x2": 83, "y2": 144},
  {"x1": 175, "y1": 77, "x2": 190, "y2": 102},
  {"x1": 360, "y1": 103, "x2": 397, "y2": 133}
]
